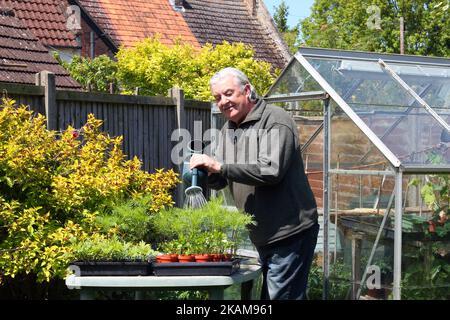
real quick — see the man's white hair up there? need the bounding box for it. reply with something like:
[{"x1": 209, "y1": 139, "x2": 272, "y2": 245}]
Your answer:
[{"x1": 210, "y1": 67, "x2": 258, "y2": 102}]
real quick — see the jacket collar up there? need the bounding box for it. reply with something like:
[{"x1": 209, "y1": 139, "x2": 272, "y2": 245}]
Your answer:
[{"x1": 227, "y1": 99, "x2": 266, "y2": 129}]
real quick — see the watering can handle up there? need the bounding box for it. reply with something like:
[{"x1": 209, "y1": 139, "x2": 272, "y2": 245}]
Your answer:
[{"x1": 191, "y1": 168, "x2": 198, "y2": 186}]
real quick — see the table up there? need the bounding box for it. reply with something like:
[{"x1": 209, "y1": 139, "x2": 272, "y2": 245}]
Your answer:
[{"x1": 65, "y1": 263, "x2": 262, "y2": 300}]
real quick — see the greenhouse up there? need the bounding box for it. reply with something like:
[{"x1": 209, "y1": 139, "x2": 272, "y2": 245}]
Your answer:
[{"x1": 264, "y1": 47, "x2": 450, "y2": 300}]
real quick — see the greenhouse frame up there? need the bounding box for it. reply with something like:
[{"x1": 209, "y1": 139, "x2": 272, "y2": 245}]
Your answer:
[{"x1": 264, "y1": 47, "x2": 450, "y2": 300}]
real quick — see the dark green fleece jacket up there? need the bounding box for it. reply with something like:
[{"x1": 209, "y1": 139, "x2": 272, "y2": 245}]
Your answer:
[{"x1": 208, "y1": 99, "x2": 318, "y2": 247}]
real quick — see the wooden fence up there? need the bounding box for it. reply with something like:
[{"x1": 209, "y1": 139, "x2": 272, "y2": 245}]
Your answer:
[
  {"x1": 1, "y1": 71, "x2": 212, "y2": 205},
  {"x1": 1, "y1": 71, "x2": 211, "y2": 171}
]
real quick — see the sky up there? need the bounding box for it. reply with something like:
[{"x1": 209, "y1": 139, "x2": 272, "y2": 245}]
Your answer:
[{"x1": 263, "y1": 0, "x2": 315, "y2": 28}]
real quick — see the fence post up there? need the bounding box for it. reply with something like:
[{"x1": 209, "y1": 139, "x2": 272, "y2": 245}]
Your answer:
[
  {"x1": 168, "y1": 87, "x2": 186, "y2": 207},
  {"x1": 35, "y1": 71, "x2": 57, "y2": 131},
  {"x1": 169, "y1": 87, "x2": 185, "y2": 132}
]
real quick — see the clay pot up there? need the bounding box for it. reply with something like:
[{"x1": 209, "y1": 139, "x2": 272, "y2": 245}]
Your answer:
[
  {"x1": 223, "y1": 254, "x2": 233, "y2": 261},
  {"x1": 211, "y1": 253, "x2": 224, "y2": 262},
  {"x1": 156, "y1": 254, "x2": 178, "y2": 263},
  {"x1": 194, "y1": 254, "x2": 211, "y2": 262},
  {"x1": 178, "y1": 254, "x2": 195, "y2": 263},
  {"x1": 428, "y1": 221, "x2": 436, "y2": 233}
]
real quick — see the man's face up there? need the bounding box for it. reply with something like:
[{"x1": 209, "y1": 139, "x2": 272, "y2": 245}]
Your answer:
[{"x1": 211, "y1": 75, "x2": 252, "y2": 125}]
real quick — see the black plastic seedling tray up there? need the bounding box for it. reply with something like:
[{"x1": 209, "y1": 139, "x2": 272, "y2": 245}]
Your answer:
[
  {"x1": 70, "y1": 261, "x2": 152, "y2": 276},
  {"x1": 152, "y1": 259, "x2": 240, "y2": 276}
]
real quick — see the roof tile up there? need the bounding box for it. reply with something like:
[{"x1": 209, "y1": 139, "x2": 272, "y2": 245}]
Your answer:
[
  {"x1": 2, "y1": 0, "x2": 80, "y2": 48},
  {"x1": 78, "y1": 0, "x2": 287, "y2": 69},
  {"x1": 78, "y1": 0, "x2": 200, "y2": 48},
  {"x1": 0, "y1": 10, "x2": 81, "y2": 90}
]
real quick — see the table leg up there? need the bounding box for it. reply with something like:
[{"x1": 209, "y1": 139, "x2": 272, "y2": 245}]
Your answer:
[
  {"x1": 241, "y1": 280, "x2": 254, "y2": 300},
  {"x1": 351, "y1": 233, "x2": 363, "y2": 300},
  {"x1": 135, "y1": 290, "x2": 144, "y2": 300},
  {"x1": 208, "y1": 287, "x2": 225, "y2": 300},
  {"x1": 80, "y1": 289, "x2": 95, "y2": 300}
]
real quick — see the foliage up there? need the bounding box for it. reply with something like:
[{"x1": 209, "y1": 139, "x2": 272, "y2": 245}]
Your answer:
[
  {"x1": 273, "y1": 0, "x2": 289, "y2": 32},
  {"x1": 71, "y1": 234, "x2": 156, "y2": 261},
  {"x1": 116, "y1": 36, "x2": 278, "y2": 100},
  {"x1": 0, "y1": 98, "x2": 179, "y2": 285},
  {"x1": 272, "y1": 1, "x2": 301, "y2": 54},
  {"x1": 409, "y1": 151, "x2": 449, "y2": 238},
  {"x1": 400, "y1": 242, "x2": 450, "y2": 300},
  {"x1": 55, "y1": 53, "x2": 118, "y2": 92},
  {"x1": 301, "y1": 0, "x2": 450, "y2": 57},
  {"x1": 95, "y1": 194, "x2": 154, "y2": 243},
  {"x1": 307, "y1": 256, "x2": 352, "y2": 300},
  {"x1": 151, "y1": 197, "x2": 255, "y2": 255}
]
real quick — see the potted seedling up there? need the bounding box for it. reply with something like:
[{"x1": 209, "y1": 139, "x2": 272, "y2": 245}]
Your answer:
[
  {"x1": 69, "y1": 235, "x2": 156, "y2": 276},
  {"x1": 150, "y1": 197, "x2": 255, "y2": 275}
]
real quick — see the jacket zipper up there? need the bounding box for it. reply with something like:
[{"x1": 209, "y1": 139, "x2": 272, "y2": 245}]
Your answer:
[{"x1": 233, "y1": 133, "x2": 237, "y2": 164}]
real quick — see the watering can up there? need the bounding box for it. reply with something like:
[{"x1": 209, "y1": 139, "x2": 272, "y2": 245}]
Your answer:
[{"x1": 181, "y1": 140, "x2": 208, "y2": 196}]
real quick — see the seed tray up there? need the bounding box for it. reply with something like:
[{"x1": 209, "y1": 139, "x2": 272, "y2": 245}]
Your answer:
[{"x1": 152, "y1": 259, "x2": 240, "y2": 276}]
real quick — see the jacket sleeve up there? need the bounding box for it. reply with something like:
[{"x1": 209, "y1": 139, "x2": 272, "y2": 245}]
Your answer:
[
  {"x1": 221, "y1": 124, "x2": 297, "y2": 186},
  {"x1": 207, "y1": 173, "x2": 228, "y2": 190}
]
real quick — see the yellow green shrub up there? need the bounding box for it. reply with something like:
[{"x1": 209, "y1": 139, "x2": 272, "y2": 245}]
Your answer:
[
  {"x1": 116, "y1": 36, "x2": 279, "y2": 100},
  {"x1": 0, "y1": 98, "x2": 179, "y2": 283}
]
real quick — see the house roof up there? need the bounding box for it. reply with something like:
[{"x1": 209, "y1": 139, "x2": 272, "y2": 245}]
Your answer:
[
  {"x1": 78, "y1": 0, "x2": 289, "y2": 69},
  {"x1": 78, "y1": 0, "x2": 201, "y2": 48},
  {"x1": 1, "y1": 0, "x2": 80, "y2": 49},
  {"x1": 0, "y1": 7, "x2": 81, "y2": 89},
  {"x1": 182, "y1": 0, "x2": 289, "y2": 69}
]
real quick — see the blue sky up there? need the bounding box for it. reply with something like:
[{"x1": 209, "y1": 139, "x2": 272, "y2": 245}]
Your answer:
[{"x1": 263, "y1": 0, "x2": 315, "y2": 28}]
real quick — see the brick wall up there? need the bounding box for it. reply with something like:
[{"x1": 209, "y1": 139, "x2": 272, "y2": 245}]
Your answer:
[
  {"x1": 80, "y1": 19, "x2": 115, "y2": 58},
  {"x1": 295, "y1": 116, "x2": 405, "y2": 210}
]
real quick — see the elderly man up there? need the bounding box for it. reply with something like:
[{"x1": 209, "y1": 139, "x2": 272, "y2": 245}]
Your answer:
[{"x1": 190, "y1": 67, "x2": 319, "y2": 300}]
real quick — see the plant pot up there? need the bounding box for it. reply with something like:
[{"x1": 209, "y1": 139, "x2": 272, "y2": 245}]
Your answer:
[
  {"x1": 194, "y1": 254, "x2": 211, "y2": 262},
  {"x1": 367, "y1": 288, "x2": 385, "y2": 299},
  {"x1": 156, "y1": 254, "x2": 178, "y2": 263},
  {"x1": 223, "y1": 254, "x2": 233, "y2": 261},
  {"x1": 152, "y1": 258, "x2": 241, "y2": 276},
  {"x1": 211, "y1": 253, "x2": 224, "y2": 262},
  {"x1": 178, "y1": 254, "x2": 195, "y2": 263},
  {"x1": 70, "y1": 260, "x2": 151, "y2": 276}
]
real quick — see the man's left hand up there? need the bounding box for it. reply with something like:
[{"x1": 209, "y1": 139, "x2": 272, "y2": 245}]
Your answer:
[{"x1": 190, "y1": 154, "x2": 222, "y2": 174}]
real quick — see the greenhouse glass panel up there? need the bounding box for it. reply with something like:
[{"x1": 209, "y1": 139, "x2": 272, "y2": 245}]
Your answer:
[
  {"x1": 330, "y1": 103, "x2": 394, "y2": 171},
  {"x1": 330, "y1": 171, "x2": 396, "y2": 300},
  {"x1": 394, "y1": 64, "x2": 450, "y2": 121},
  {"x1": 304, "y1": 57, "x2": 450, "y2": 166},
  {"x1": 266, "y1": 57, "x2": 323, "y2": 97}
]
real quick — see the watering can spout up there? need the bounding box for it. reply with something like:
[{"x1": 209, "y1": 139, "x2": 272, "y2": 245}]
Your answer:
[{"x1": 182, "y1": 140, "x2": 207, "y2": 197}]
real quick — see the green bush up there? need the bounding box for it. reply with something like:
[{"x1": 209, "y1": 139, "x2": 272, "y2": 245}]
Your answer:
[
  {"x1": 72, "y1": 235, "x2": 156, "y2": 261},
  {"x1": 55, "y1": 53, "x2": 118, "y2": 92},
  {"x1": 116, "y1": 37, "x2": 279, "y2": 100},
  {"x1": 0, "y1": 98, "x2": 179, "y2": 287},
  {"x1": 151, "y1": 197, "x2": 255, "y2": 255}
]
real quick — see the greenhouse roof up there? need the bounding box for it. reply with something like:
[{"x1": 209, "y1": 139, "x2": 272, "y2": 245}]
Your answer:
[{"x1": 265, "y1": 47, "x2": 450, "y2": 173}]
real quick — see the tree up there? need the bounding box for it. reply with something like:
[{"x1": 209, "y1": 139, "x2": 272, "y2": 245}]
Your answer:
[
  {"x1": 273, "y1": 0, "x2": 289, "y2": 32},
  {"x1": 59, "y1": 37, "x2": 278, "y2": 100},
  {"x1": 116, "y1": 37, "x2": 278, "y2": 100},
  {"x1": 301, "y1": 0, "x2": 450, "y2": 57},
  {"x1": 272, "y1": 1, "x2": 302, "y2": 54},
  {"x1": 55, "y1": 54, "x2": 118, "y2": 92},
  {"x1": 0, "y1": 98, "x2": 178, "y2": 298}
]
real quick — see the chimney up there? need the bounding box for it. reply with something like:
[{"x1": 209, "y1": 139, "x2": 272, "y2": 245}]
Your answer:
[{"x1": 244, "y1": 0, "x2": 258, "y2": 16}]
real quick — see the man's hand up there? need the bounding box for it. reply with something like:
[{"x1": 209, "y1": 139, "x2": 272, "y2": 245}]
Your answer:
[{"x1": 190, "y1": 154, "x2": 222, "y2": 174}]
